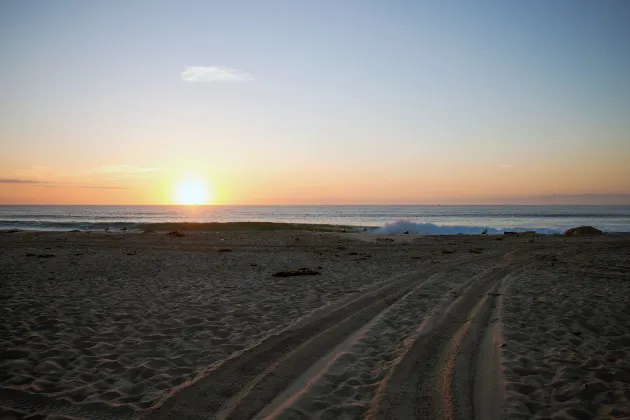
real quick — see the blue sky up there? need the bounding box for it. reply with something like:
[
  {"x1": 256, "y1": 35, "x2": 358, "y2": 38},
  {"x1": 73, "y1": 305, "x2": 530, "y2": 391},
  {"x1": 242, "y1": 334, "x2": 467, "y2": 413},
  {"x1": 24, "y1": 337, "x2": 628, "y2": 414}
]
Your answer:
[{"x1": 1, "y1": 0, "x2": 629, "y2": 204}]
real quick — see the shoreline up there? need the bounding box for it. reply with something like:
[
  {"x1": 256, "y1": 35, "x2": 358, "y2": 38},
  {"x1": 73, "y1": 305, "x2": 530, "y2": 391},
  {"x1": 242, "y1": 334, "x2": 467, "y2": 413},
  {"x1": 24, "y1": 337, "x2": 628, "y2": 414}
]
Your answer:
[
  {"x1": 0, "y1": 221, "x2": 368, "y2": 234},
  {"x1": 2, "y1": 225, "x2": 628, "y2": 236},
  {"x1": 2, "y1": 204, "x2": 630, "y2": 235}
]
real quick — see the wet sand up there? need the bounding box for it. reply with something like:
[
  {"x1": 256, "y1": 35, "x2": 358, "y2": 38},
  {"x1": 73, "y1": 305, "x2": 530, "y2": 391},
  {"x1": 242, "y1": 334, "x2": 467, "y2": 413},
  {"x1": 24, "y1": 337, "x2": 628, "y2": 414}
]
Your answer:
[{"x1": 1, "y1": 230, "x2": 629, "y2": 419}]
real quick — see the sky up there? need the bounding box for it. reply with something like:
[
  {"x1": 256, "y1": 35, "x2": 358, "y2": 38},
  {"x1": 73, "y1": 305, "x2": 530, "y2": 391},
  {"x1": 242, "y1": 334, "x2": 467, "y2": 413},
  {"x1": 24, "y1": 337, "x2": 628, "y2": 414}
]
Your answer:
[{"x1": 1, "y1": 0, "x2": 629, "y2": 205}]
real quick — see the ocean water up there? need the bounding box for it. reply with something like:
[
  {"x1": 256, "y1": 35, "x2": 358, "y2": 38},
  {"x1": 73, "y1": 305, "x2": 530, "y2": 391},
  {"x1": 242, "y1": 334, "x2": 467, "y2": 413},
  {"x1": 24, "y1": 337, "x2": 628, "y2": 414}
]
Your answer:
[{"x1": 1, "y1": 205, "x2": 629, "y2": 234}]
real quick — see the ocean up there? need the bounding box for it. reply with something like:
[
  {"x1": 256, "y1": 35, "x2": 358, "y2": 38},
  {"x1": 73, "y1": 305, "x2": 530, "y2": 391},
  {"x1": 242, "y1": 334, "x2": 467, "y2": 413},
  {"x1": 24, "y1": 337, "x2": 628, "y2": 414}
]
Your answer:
[{"x1": 1, "y1": 205, "x2": 629, "y2": 234}]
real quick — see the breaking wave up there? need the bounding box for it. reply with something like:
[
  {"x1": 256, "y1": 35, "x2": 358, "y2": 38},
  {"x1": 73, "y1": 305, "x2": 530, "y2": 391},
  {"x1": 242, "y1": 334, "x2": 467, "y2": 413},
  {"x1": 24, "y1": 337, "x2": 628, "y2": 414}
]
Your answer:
[
  {"x1": 0, "y1": 219, "x2": 618, "y2": 234},
  {"x1": 370, "y1": 220, "x2": 563, "y2": 235}
]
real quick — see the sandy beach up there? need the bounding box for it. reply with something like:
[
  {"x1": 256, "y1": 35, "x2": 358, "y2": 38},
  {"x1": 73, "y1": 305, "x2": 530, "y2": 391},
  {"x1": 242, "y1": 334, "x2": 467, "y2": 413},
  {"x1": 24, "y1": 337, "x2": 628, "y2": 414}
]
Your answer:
[{"x1": 1, "y1": 229, "x2": 629, "y2": 419}]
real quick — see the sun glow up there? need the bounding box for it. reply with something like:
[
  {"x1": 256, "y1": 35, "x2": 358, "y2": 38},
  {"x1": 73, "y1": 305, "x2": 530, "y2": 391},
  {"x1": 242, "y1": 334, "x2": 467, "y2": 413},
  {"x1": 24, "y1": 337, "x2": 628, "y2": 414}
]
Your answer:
[{"x1": 173, "y1": 180, "x2": 210, "y2": 205}]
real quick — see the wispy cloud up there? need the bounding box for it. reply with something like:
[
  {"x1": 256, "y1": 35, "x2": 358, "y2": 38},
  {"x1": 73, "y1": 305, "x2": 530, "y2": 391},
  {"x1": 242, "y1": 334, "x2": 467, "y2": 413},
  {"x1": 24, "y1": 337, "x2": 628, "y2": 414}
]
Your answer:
[
  {"x1": 0, "y1": 178, "x2": 125, "y2": 190},
  {"x1": 82, "y1": 186, "x2": 128, "y2": 190},
  {"x1": 15, "y1": 165, "x2": 49, "y2": 177},
  {"x1": 0, "y1": 179, "x2": 45, "y2": 184},
  {"x1": 43, "y1": 185, "x2": 128, "y2": 190},
  {"x1": 181, "y1": 66, "x2": 254, "y2": 83},
  {"x1": 88, "y1": 165, "x2": 158, "y2": 174},
  {"x1": 499, "y1": 164, "x2": 513, "y2": 169}
]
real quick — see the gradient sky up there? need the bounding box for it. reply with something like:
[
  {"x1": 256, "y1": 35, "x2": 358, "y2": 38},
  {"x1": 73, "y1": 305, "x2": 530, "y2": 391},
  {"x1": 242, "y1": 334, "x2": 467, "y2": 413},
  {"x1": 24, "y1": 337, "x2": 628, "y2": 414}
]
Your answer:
[{"x1": 1, "y1": 0, "x2": 629, "y2": 205}]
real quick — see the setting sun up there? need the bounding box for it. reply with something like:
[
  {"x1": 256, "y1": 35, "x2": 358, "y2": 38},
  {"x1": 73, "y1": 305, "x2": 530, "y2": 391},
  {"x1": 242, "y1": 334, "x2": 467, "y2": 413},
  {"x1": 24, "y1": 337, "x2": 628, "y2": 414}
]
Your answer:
[{"x1": 173, "y1": 180, "x2": 210, "y2": 205}]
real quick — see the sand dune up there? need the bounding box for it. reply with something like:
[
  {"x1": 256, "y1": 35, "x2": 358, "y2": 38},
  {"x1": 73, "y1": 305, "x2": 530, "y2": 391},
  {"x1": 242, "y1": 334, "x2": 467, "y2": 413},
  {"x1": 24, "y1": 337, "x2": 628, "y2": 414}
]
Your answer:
[{"x1": 1, "y1": 230, "x2": 629, "y2": 419}]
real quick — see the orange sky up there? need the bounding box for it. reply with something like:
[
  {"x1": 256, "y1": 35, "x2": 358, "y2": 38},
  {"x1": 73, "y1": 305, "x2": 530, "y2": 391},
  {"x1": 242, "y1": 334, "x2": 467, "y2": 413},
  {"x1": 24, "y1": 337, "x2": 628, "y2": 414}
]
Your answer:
[
  {"x1": 2, "y1": 2, "x2": 630, "y2": 205},
  {"x1": 1, "y1": 155, "x2": 629, "y2": 205}
]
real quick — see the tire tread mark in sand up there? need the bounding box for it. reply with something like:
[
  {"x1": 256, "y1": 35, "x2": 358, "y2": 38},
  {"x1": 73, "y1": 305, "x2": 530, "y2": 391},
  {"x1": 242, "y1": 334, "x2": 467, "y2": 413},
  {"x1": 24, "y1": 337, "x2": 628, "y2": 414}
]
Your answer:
[
  {"x1": 219, "y1": 276, "x2": 429, "y2": 420},
  {"x1": 374, "y1": 265, "x2": 516, "y2": 420},
  {"x1": 141, "y1": 274, "x2": 425, "y2": 420},
  {"x1": 221, "y1": 259, "x2": 499, "y2": 420},
  {"x1": 474, "y1": 273, "x2": 515, "y2": 420},
  {"x1": 442, "y1": 274, "x2": 508, "y2": 420},
  {"x1": 249, "y1": 270, "x2": 457, "y2": 420}
]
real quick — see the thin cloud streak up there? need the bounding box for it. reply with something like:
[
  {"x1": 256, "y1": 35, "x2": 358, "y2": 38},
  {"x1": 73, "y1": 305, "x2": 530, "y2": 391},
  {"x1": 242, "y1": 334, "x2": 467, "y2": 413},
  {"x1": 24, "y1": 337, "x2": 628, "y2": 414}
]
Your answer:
[
  {"x1": 0, "y1": 179, "x2": 46, "y2": 184},
  {"x1": 88, "y1": 165, "x2": 158, "y2": 174},
  {"x1": 79, "y1": 186, "x2": 128, "y2": 190},
  {"x1": 0, "y1": 179, "x2": 126, "y2": 189},
  {"x1": 42, "y1": 185, "x2": 128, "y2": 190},
  {"x1": 181, "y1": 66, "x2": 254, "y2": 83}
]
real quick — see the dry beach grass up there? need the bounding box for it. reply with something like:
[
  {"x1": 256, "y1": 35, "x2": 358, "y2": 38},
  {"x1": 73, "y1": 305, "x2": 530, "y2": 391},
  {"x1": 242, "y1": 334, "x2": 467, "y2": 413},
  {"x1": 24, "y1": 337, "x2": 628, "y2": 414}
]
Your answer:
[{"x1": 1, "y1": 229, "x2": 629, "y2": 419}]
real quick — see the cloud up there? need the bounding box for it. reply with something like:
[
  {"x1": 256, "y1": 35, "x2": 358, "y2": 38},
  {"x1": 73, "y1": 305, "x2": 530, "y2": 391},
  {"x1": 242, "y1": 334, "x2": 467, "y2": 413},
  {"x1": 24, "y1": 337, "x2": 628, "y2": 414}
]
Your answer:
[
  {"x1": 0, "y1": 179, "x2": 124, "y2": 189},
  {"x1": 89, "y1": 165, "x2": 158, "y2": 174},
  {"x1": 87, "y1": 165, "x2": 158, "y2": 180},
  {"x1": 14, "y1": 165, "x2": 49, "y2": 176},
  {"x1": 53, "y1": 185, "x2": 128, "y2": 190},
  {"x1": 181, "y1": 66, "x2": 254, "y2": 83},
  {"x1": 0, "y1": 179, "x2": 45, "y2": 184},
  {"x1": 499, "y1": 164, "x2": 513, "y2": 169},
  {"x1": 85, "y1": 186, "x2": 127, "y2": 189}
]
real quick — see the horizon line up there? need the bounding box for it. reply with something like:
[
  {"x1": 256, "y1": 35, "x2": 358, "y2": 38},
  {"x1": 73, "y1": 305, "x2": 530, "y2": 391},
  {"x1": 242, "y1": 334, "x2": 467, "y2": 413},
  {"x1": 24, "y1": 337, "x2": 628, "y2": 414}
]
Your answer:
[{"x1": 1, "y1": 203, "x2": 630, "y2": 207}]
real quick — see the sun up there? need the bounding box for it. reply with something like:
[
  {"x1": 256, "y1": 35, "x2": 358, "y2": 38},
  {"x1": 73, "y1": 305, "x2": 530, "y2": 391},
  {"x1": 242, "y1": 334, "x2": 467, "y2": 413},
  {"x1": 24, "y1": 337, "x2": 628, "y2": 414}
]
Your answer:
[{"x1": 173, "y1": 180, "x2": 210, "y2": 205}]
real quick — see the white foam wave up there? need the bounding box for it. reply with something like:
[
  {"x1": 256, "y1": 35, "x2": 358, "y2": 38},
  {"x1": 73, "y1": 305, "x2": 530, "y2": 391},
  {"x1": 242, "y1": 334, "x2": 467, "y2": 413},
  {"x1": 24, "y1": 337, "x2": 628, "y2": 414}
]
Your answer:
[{"x1": 370, "y1": 220, "x2": 562, "y2": 235}]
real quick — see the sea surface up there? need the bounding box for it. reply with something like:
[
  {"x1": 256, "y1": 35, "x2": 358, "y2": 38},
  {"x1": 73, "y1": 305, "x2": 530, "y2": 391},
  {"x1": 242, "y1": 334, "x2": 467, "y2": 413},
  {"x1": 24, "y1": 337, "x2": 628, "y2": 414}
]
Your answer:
[{"x1": 1, "y1": 205, "x2": 629, "y2": 234}]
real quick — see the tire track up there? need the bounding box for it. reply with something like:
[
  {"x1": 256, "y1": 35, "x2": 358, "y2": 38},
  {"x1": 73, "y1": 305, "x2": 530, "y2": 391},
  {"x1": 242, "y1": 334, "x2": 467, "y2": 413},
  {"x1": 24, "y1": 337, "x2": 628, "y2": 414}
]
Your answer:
[
  {"x1": 255, "y1": 270, "x2": 459, "y2": 419},
  {"x1": 143, "y1": 254, "x2": 498, "y2": 420},
  {"x1": 140, "y1": 269, "x2": 429, "y2": 420},
  {"x1": 372, "y1": 264, "x2": 519, "y2": 420}
]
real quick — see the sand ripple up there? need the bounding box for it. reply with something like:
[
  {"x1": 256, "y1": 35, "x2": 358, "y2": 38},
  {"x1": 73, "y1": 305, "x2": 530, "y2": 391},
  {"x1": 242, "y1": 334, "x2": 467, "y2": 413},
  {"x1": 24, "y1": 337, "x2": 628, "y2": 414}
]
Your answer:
[
  {"x1": 0, "y1": 232, "x2": 404, "y2": 415},
  {"x1": 502, "y1": 249, "x2": 630, "y2": 419}
]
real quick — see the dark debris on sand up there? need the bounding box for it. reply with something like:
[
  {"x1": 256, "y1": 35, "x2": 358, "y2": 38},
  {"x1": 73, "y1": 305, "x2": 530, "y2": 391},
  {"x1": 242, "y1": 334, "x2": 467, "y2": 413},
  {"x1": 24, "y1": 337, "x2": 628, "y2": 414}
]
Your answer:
[
  {"x1": 272, "y1": 268, "x2": 322, "y2": 277},
  {"x1": 167, "y1": 231, "x2": 186, "y2": 237}
]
